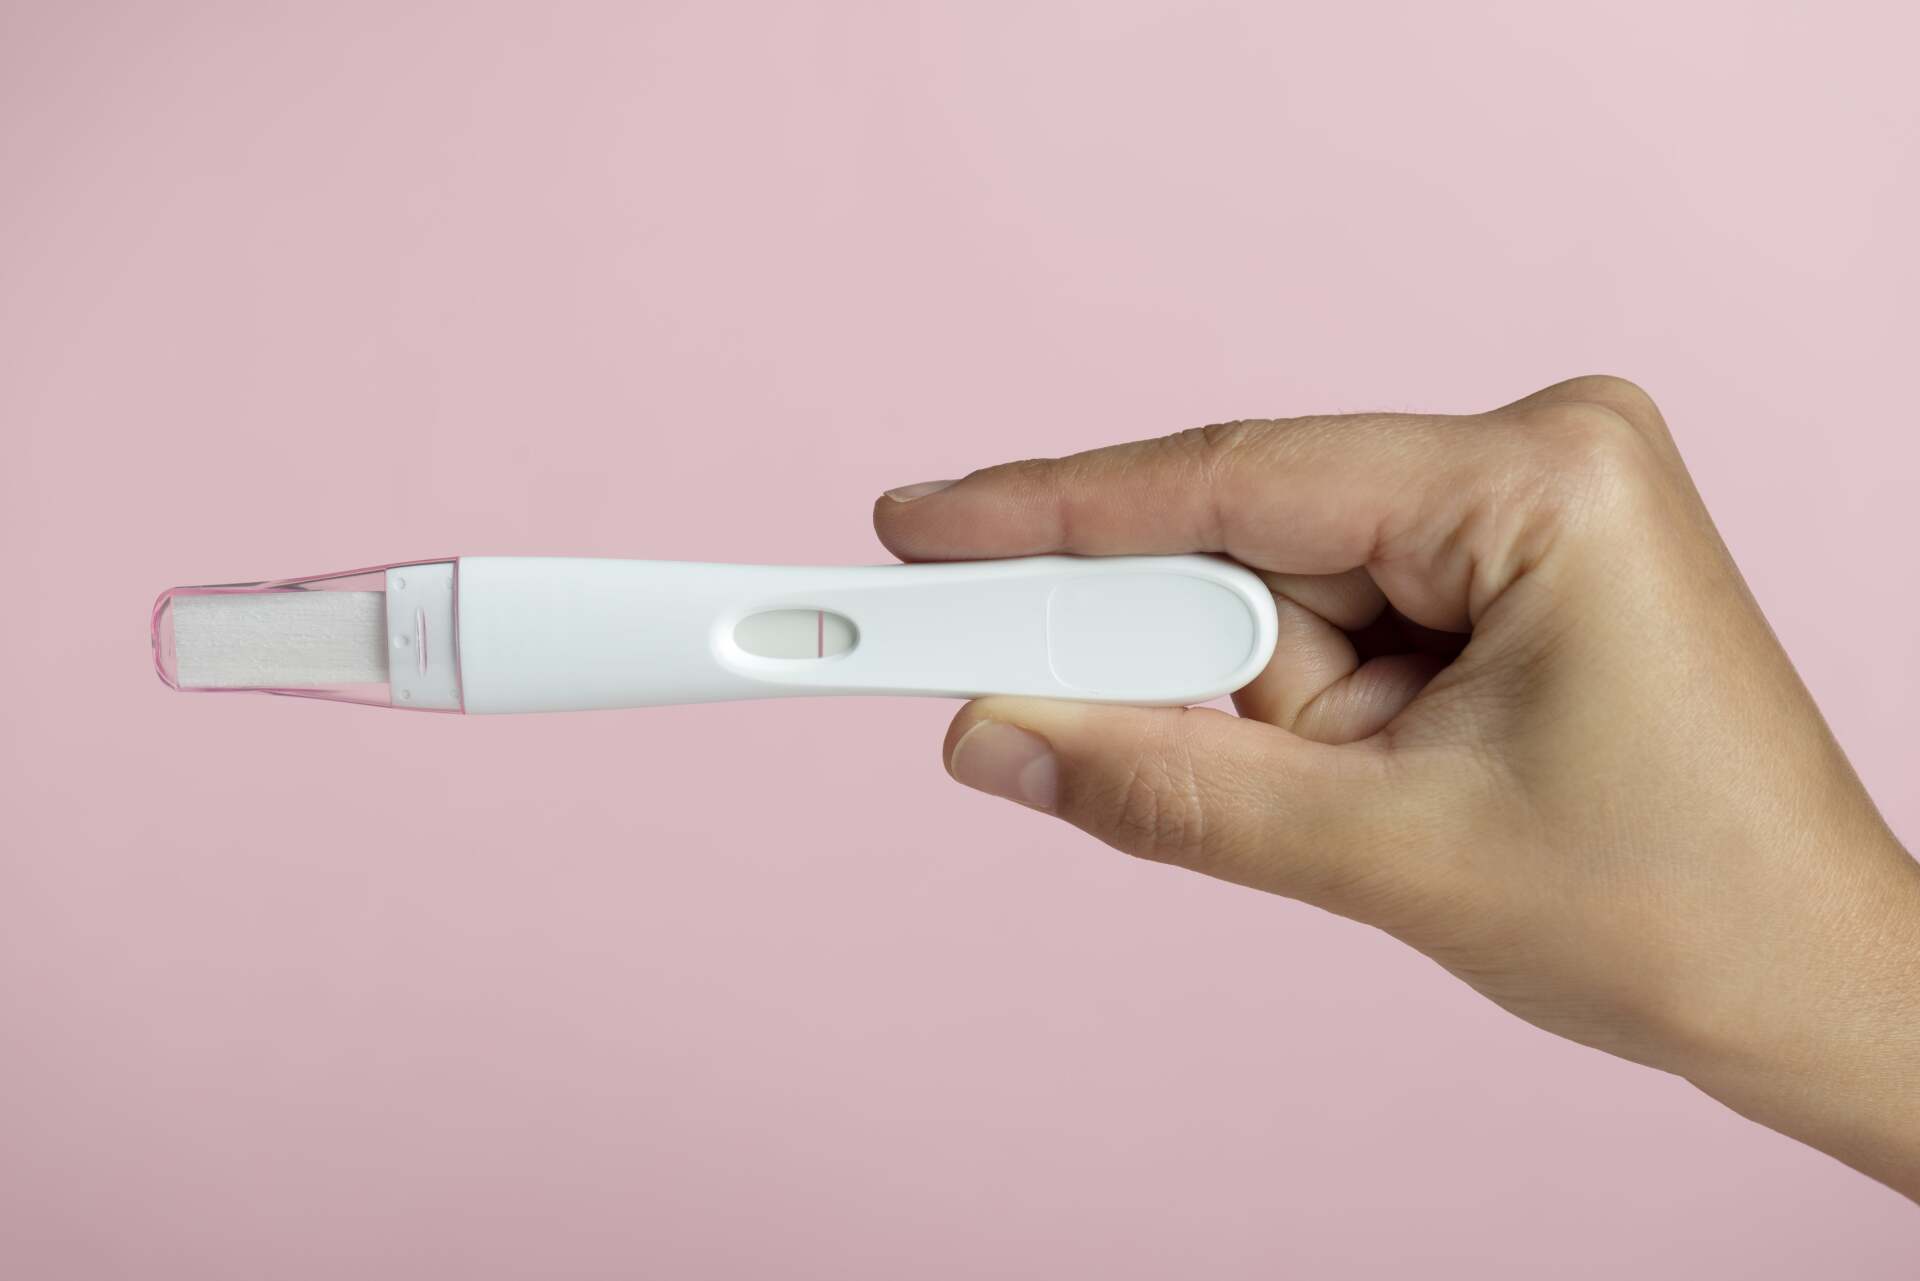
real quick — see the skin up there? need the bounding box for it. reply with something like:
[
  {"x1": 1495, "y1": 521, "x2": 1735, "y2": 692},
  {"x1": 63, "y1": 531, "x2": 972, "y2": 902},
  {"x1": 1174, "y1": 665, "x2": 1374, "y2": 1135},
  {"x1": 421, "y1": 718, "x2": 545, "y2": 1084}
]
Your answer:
[{"x1": 872, "y1": 375, "x2": 1920, "y2": 1201}]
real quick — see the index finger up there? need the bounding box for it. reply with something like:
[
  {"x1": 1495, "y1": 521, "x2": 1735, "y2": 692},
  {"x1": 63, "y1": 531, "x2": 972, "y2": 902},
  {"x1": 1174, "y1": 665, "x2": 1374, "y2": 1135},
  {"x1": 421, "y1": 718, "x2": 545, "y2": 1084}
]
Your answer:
[{"x1": 872, "y1": 413, "x2": 1505, "y2": 631}]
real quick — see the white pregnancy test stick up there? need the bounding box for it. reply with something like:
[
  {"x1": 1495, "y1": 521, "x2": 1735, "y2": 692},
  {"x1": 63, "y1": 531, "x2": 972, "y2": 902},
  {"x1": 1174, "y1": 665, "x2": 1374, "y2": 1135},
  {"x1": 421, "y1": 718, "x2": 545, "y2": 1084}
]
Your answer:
[{"x1": 153, "y1": 555, "x2": 1278, "y2": 714}]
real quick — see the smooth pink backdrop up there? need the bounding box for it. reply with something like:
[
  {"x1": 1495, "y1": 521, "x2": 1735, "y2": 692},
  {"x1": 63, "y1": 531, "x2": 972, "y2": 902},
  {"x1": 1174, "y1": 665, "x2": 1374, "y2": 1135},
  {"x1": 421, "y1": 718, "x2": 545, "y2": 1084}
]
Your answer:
[{"x1": 3, "y1": 1, "x2": 1916, "y2": 1276}]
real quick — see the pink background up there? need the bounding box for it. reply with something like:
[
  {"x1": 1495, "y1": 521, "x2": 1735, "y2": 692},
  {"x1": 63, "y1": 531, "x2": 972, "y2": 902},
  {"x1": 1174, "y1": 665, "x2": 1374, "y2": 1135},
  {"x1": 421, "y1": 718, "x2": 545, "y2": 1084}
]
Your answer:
[{"x1": 3, "y1": 1, "x2": 1916, "y2": 1275}]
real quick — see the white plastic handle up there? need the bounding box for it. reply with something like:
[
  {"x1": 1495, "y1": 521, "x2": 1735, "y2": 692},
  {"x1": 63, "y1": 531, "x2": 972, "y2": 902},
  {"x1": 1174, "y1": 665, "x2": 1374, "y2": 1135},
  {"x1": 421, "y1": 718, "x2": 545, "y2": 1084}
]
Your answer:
[{"x1": 454, "y1": 555, "x2": 1278, "y2": 714}]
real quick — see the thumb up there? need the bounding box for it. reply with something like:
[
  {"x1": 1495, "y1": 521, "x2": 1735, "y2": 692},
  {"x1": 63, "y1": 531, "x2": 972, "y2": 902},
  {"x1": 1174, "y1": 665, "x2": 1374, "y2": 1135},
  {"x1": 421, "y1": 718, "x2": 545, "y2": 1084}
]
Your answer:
[{"x1": 943, "y1": 697, "x2": 1415, "y2": 910}]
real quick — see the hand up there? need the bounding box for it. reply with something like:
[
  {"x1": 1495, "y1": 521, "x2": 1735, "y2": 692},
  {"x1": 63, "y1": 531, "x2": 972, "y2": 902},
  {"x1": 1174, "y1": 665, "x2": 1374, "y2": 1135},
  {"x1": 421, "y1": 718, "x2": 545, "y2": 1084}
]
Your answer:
[{"x1": 873, "y1": 376, "x2": 1920, "y2": 1199}]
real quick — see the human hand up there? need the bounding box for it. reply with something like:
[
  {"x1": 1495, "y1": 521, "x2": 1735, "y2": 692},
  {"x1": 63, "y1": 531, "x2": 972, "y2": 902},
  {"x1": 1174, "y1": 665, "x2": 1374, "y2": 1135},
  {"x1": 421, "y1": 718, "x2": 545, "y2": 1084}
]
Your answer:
[{"x1": 874, "y1": 376, "x2": 1920, "y2": 1198}]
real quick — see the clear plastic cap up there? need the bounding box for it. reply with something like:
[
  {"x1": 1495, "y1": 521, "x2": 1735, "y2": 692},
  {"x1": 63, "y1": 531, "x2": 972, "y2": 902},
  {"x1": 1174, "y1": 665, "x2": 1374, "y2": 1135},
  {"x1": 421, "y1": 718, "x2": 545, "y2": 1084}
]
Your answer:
[{"x1": 152, "y1": 559, "x2": 461, "y2": 711}]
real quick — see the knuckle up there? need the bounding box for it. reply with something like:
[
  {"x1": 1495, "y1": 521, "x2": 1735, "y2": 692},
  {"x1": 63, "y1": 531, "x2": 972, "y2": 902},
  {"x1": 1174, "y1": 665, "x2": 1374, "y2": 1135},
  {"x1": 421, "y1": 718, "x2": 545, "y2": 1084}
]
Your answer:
[
  {"x1": 1096, "y1": 741, "x2": 1213, "y2": 867},
  {"x1": 1547, "y1": 373, "x2": 1669, "y2": 437},
  {"x1": 1169, "y1": 419, "x2": 1263, "y2": 475},
  {"x1": 1560, "y1": 371, "x2": 1655, "y2": 405},
  {"x1": 982, "y1": 456, "x2": 1072, "y2": 532},
  {"x1": 1195, "y1": 418, "x2": 1260, "y2": 452},
  {"x1": 990, "y1": 455, "x2": 1060, "y2": 488},
  {"x1": 1154, "y1": 420, "x2": 1272, "y2": 546},
  {"x1": 1519, "y1": 400, "x2": 1660, "y2": 490}
]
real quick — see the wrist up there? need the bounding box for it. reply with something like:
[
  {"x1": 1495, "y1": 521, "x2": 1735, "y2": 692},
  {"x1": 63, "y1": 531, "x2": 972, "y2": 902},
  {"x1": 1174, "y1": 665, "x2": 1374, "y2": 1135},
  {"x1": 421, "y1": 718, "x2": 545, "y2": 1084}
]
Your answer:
[{"x1": 1679, "y1": 839, "x2": 1920, "y2": 1199}]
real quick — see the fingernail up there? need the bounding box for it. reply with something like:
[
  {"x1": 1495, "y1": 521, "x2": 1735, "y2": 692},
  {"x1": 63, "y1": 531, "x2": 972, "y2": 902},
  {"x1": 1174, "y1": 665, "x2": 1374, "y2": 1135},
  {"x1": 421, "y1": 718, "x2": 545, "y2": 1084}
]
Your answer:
[
  {"x1": 948, "y1": 721, "x2": 1058, "y2": 812},
  {"x1": 884, "y1": 479, "x2": 958, "y2": 502}
]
